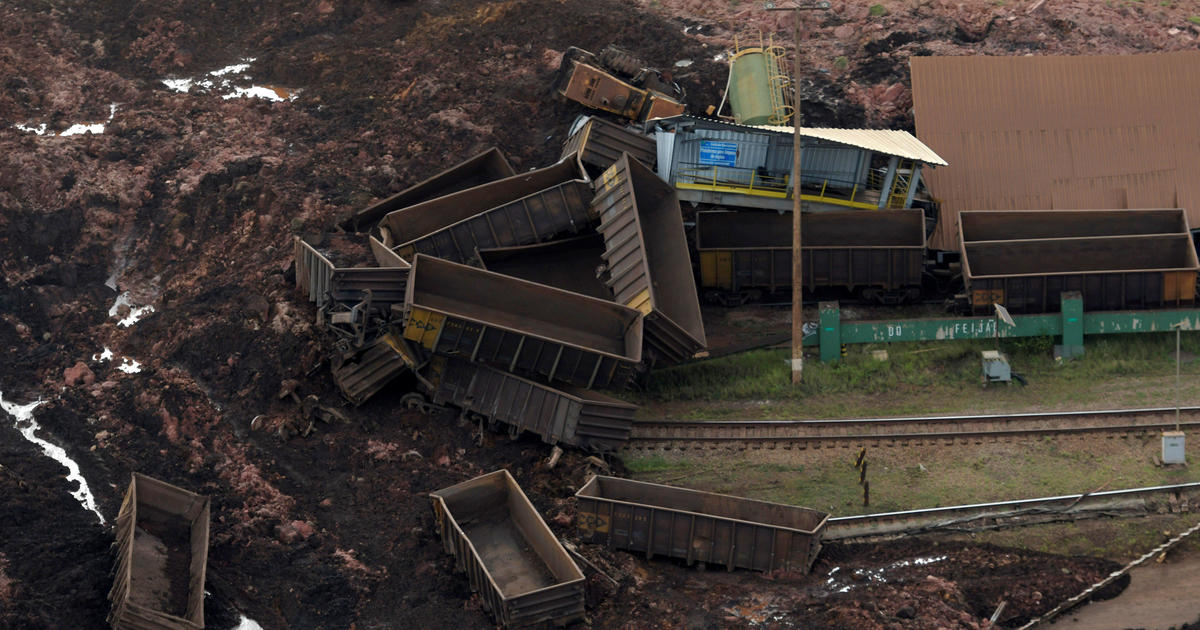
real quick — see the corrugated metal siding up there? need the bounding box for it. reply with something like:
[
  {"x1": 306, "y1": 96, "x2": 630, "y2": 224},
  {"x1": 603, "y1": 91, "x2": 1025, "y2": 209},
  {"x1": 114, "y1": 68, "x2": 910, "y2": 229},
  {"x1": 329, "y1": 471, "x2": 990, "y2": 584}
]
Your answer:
[
  {"x1": 666, "y1": 126, "x2": 879, "y2": 188},
  {"x1": 912, "y1": 52, "x2": 1200, "y2": 250}
]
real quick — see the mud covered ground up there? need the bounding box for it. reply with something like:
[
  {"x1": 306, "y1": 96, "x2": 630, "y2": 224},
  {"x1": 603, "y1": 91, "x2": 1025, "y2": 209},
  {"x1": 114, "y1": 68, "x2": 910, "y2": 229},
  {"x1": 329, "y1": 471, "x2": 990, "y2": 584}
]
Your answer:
[{"x1": 3, "y1": 1, "x2": 1198, "y2": 628}]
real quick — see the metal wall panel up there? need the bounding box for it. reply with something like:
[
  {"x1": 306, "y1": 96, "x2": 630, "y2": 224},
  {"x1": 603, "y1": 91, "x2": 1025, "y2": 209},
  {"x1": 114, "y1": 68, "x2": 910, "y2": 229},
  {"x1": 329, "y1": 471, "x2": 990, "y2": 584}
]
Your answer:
[{"x1": 912, "y1": 52, "x2": 1200, "y2": 250}]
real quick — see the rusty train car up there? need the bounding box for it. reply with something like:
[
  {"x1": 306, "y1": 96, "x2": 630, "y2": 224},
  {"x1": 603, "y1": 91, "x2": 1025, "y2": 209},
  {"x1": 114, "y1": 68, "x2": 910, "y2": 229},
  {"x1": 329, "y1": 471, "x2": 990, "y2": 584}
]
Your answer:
[
  {"x1": 694, "y1": 209, "x2": 927, "y2": 305},
  {"x1": 431, "y1": 470, "x2": 586, "y2": 628},
  {"x1": 575, "y1": 476, "x2": 828, "y2": 574},
  {"x1": 423, "y1": 355, "x2": 637, "y2": 452},
  {"x1": 401, "y1": 255, "x2": 644, "y2": 390},
  {"x1": 108, "y1": 474, "x2": 210, "y2": 630},
  {"x1": 960, "y1": 209, "x2": 1200, "y2": 313}
]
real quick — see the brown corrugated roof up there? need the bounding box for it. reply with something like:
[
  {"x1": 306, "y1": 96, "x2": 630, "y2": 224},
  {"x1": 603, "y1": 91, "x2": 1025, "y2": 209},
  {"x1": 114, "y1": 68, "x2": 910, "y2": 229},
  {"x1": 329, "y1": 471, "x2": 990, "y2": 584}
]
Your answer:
[{"x1": 911, "y1": 52, "x2": 1200, "y2": 251}]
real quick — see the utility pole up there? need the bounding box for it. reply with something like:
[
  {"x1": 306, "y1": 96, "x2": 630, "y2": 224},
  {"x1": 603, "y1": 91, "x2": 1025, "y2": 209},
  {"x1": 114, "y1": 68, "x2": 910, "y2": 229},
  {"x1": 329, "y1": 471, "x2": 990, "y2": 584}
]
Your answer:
[{"x1": 766, "y1": 1, "x2": 829, "y2": 384}]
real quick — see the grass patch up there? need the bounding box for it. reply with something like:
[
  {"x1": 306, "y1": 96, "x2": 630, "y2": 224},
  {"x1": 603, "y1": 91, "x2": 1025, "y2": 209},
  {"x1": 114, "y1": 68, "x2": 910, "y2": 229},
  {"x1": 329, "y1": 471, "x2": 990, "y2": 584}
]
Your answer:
[
  {"x1": 868, "y1": 4, "x2": 887, "y2": 16},
  {"x1": 1190, "y1": 15, "x2": 1200, "y2": 24},
  {"x1": 622, "y1": 438, "x2": 1200, "y2": 559},
  {"x1": 636, "y1": 332, "x2": 1200, "y2": 419}
]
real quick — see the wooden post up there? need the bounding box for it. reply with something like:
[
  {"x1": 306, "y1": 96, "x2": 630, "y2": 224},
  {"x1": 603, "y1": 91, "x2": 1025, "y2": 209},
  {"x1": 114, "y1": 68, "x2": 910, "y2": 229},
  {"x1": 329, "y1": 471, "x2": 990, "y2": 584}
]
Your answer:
[{"x1": 767, "y1": 1, "x2": 829, "y2": 384}]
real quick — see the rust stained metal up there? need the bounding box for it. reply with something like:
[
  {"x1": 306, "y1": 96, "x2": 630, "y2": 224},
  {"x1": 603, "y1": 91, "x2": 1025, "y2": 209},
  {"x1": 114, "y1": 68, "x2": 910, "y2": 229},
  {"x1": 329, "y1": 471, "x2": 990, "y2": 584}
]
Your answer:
[
  {"x1": 347, "y1": 147, "x2": 515, "y2": 231},
  {"x1": 560, "y1": 115, "x2": 656, "y2": 177},
  {"x1": 959, "y1": 209, "x2": 1200, "y2": 313},
  {"x1": 694, "y1": 210, "x2": 926, "y2": 295},
  {"x1": 108, "y1": 473, "x2": 210, "y2": 630},
  {"x1": 401, "y1": 254, "x2": 642, "y2": 390},
  {"x1": 575, "y1": 475, "x2": 828, "y2": 574},
  {"x1": 430, "y1": 470, "x2": 585, "y2": 628},
  {"x1": 912, "y1": 52, "x2": 1200, "y2": 250},
  {"x1": 424, "y1": 355, "x2": 636, "y2": 453},
  {"x1": 476, "y1": 233, "x2": 611, "y2": 301},
  {"x1": 592, "y1": 153, "x2": 706, "y2": 365},
  {"x1": 381, "y1": 158, "x2": 593, "y2": 265},
  {"x1": 331, "y1": 334, "x2": 423, "y2": 406}
]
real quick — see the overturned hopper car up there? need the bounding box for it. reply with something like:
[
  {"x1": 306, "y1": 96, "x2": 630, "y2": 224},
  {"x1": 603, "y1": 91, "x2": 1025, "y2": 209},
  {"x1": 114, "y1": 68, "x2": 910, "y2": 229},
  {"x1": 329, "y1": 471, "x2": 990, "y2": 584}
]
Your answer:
[
  {"x1": 423, "y1": 355, "x2": 637, "y2": 452},
  {"x1": 401, "y1": 255, "x2": 643, "y2": 390},
  {"x1": 561, "y1": 115, "x2": 657, "y2": 177},
  {"x1": 380, "y1": 158, "x2": 593, "y2": 265},
  {"x1": 347, "y1": 147, "x2": 515, "y2": 231},
  {"x1": 593, "y1": 154, "x2": 707, "y2": 365},
  {"x1": 431, "y1": 470, "x2": 586, "y2": 628},
  {"x1": 575, "y1": 476, "x2": 828, "y2": 574},
  {"x1": 694, "y1": 209, "x2": 926, "y2": 304},
  {"x1": 960, "y1": 209, "x2": 1200, "y2": 313},
  {"x1": 108, "y1": 473, "x2": 210, "y2": 630}
]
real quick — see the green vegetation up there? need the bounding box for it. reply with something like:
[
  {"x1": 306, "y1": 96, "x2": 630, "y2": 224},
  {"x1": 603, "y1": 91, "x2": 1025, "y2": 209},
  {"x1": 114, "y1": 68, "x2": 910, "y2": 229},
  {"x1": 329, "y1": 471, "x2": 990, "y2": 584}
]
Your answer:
[
  {"x1": 624, "y1": 438, "x2": 1200, "y2": 559},
  {"x1": 868, "y1": 4, "x2": 887, "y2": 17},
  {"x1": 635, "y1": 332, "x2": 1200, "y2": 419},
  {"x1": 1189, "y1": 15, "x2": 1200, "y2": 24},
  {"x1": 833, "y1": 55, "x2": 849, "y2": 70}
]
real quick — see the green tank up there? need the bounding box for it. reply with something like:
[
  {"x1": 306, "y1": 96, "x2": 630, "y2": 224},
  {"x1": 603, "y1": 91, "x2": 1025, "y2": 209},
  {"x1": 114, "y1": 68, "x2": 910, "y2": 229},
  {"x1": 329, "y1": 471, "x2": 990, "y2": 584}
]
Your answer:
[{"x1": 728, "y1": 45, "x2": 790, "y2": 126}]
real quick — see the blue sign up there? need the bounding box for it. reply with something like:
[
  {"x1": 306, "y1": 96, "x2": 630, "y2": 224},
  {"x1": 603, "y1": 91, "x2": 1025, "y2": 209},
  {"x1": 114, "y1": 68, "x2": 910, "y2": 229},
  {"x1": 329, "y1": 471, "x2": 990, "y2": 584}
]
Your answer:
[{"x1": 698, "y1": 140, "x2": 738, "y2": 167}]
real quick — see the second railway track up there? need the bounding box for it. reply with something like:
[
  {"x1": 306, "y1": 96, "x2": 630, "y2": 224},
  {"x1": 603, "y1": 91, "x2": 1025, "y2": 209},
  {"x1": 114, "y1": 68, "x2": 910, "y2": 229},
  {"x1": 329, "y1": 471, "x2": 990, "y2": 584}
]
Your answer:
[{"x1": 626, "y1": 406, "x2": 1200, "y2": 450}]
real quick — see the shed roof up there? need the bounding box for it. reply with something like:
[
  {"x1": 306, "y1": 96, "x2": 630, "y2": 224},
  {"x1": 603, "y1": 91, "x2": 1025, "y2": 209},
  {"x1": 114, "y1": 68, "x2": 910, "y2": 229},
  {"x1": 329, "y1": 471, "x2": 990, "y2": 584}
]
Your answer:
[
  {"x1": 654, "y1": 115, "x2": 947, "y2": 166},
  {"x1": 911, "y1": 52, "x2": 1200, "y2": 250}
]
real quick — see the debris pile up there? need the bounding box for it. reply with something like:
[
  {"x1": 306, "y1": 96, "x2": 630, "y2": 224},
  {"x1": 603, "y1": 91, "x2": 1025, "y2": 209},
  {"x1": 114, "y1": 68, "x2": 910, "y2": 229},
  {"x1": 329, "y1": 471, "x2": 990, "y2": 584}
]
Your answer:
[{"x1": 294, "y1": 115, "x2": 706, "y2": 453}]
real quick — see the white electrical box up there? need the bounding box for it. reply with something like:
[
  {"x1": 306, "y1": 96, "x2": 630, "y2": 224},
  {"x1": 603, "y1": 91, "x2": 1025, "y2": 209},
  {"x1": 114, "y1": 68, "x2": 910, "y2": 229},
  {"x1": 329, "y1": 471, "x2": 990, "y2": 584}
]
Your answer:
[{"x1": 1162, "y1": 431, "x2": 1186, "y2": 465}]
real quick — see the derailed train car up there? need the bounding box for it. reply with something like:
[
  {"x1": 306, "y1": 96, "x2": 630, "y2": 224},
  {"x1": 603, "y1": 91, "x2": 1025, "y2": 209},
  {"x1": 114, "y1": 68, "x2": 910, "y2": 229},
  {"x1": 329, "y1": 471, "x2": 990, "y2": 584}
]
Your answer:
[
  {"x1": 575, "y1": 476, "x2": 828, "y2": 574},
  {"x1": 431, "y1": 470, "x2": 585, "y2": 628},
  {"x1": 109, "y1": 474, "x2": 210, "y2": 630},
  {"x1": 694, "y1": 209, "x2": 926, "y2": 304},
  {"x1": 401, "y1": 255, "x2": 644, "y2": 390},
  {"x1": 423, "y1": 355, "x2": 636, "y2": 452},
  {"x1": 378, "y1": 158, "x2": 593, "y2": 265},
  {"x1": 593, "y1": 154, "x2": 707, "y2": 365}
]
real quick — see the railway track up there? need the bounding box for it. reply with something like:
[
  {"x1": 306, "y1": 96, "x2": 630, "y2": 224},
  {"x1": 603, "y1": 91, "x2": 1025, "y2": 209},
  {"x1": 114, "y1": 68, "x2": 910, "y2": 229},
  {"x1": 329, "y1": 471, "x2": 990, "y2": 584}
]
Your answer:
[{"x1": 625, "y1": 406, "x2": 1200, "y2": 450}]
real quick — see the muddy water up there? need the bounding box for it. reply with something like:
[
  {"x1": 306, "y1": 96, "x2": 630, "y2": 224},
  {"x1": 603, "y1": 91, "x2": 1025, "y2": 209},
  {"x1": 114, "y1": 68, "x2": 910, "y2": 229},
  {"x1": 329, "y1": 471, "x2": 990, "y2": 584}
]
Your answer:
[{"x1": 1057, "y1": 547, "x2": 1200, "y2": 629}]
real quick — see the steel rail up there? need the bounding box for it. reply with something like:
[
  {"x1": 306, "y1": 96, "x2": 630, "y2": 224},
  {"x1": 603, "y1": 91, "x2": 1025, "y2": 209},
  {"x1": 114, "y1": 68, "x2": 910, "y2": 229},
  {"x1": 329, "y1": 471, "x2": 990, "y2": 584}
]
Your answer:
[{"x1": 625, "y1": 406, "x2": 1200, "y2": 449}]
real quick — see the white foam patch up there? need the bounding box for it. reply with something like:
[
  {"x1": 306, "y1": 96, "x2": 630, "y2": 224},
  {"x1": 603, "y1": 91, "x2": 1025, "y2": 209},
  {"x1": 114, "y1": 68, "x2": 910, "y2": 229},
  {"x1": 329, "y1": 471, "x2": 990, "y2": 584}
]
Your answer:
[
  {"x1": 16, "y1": 103, "x2": 117, "y2": 137},
  {"x1": 117, "y1": 357, "x2": 142, "y2": 374},
  {"x1": 162, "y1": 58, "x2": 297, "y2": 102},
  {"x1": 212, "y1": 61, "x2": 254, "y2": 76},
  {"x1": 15, "y1": 123, "x2": 47, "y2": 135},
  {"x1": 222, "y1": 86, "x2": 288, "y2": 102},
  {"x1": 93, "y1": 347, "x2": 114, "y2": 362},
  {"x1": 0, "y1": 392, "x2": 105, "y2": 523},
  {"x1": 109, "y1": 291, "x2": 155, "y2": 327},
  {"x1": 235, "y1": 615, "x2": 264, "y2": 630}
]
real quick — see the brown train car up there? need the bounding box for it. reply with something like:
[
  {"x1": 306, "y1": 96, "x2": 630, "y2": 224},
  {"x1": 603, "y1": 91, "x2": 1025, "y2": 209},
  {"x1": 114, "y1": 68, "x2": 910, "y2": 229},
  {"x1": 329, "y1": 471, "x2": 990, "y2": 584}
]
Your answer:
[
  {"x1": 959, "y1": 209, "x2": 1200, "y2": 313},
  {"x1": 401, "y1": 255, "x2": 643, "y2": 390},
  {"x1": 476, "y1": 233, "x2": 612, "y2": 301},
  {"x1": 108, "y1": 474, "x2": 210, "y2": 630},
  {"x1": 695, "y1": 209, "x2": 926, "y2": 304},
  {"x1": 347, "y1": 147, "x2": 515, "y2": 231},
  {"x1": 423, "y1": 355, "x2": 636, "y2": 452},
  {"x1": 561, "y1": 115, "x2": 657, "y2": 177},
  {"x1": 575, "y1": 476, "x2": 828, "y2": 574},
  {"x1": 431, "y1": 470, "x2": 585, "y2": 628},
  {"x1": 593, "y1": 154, "x2": 707, "y2": 366},
  {"x1": 380, "y1": 158, "x2": 593, "y2": 266}
]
